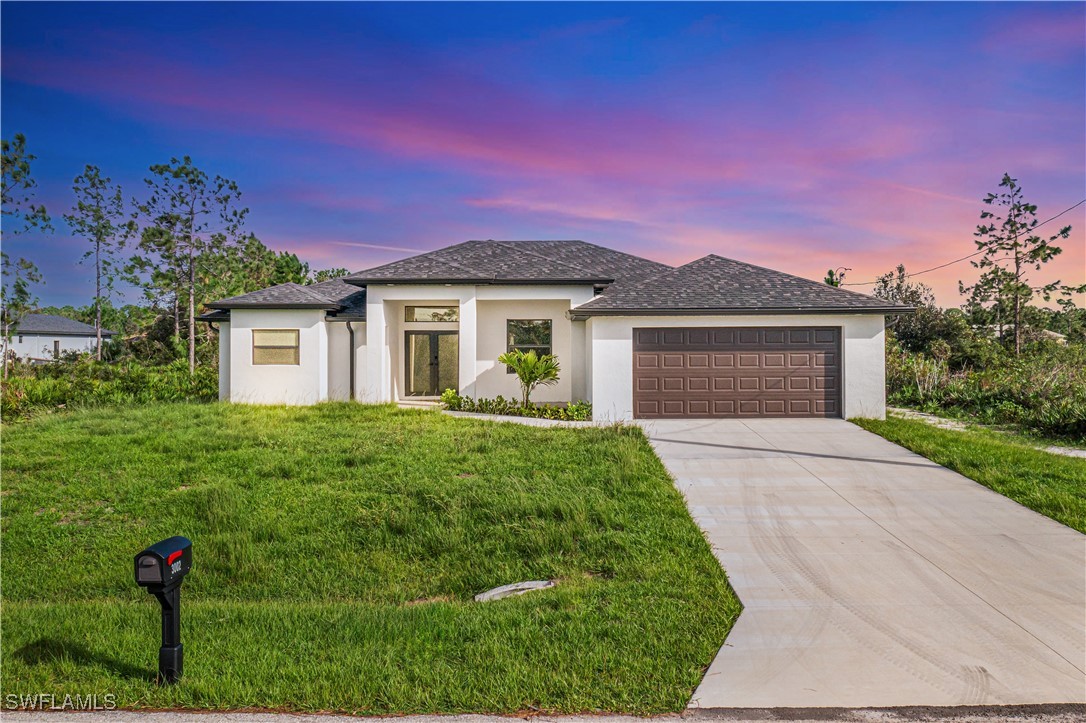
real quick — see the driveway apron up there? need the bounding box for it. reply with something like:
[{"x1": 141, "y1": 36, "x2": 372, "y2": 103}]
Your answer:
[{"x1": 641, "y1": 418, "x2": 1086, "y2": 708}]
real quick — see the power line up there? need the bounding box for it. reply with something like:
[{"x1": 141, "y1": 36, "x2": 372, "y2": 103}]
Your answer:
[{"x1": 840, "y1": 198, "x2": 1086, "y2": 286}]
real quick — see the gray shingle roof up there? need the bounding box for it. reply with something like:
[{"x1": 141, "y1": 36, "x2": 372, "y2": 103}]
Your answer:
[
  {"x1": 570, "y1": 255, "x2": 913, "y2": 318},
  {"x1": 345, "y1": 240, "x2": 670, "y2": 285},
  {"x1": 13, "y1": 313, "x2": 115, "y2": 336},
  {"x1": 311, "y1": 277, "x2": 366, "y2": 319},
  {"x1": 203, "y1": 277, "x2": 367, "y2": 319},
  {"x1": 207, "y1": 282, "x2": 337, "y2": 309},
  {"x1": 205, "y1": 243, "x2": 910, "y2": 319}
]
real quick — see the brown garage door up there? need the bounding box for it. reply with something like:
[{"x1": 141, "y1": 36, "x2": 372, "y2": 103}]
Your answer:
[{"x1": 633, "y1": 327, "x2": 840, "y2": 418}]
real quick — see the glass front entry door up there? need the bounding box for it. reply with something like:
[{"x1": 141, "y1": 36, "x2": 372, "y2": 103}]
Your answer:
[{"x1": 405, "y1": 331, "x2": 459, "y2": 397}]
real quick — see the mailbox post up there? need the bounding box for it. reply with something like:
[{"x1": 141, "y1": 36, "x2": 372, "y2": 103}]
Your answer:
[{"x1": 134, "y1": 536, "x2": 192, "y2": 684}]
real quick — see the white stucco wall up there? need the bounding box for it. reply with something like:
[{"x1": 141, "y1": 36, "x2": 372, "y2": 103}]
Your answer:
[
  {"x1": 364, "y1": 284, "x2": 594, "y2": 402},
  {"x1": 327, "y1": 321, "x2": 366, "y2": 401},
  {"x1": 587, "y1": 314, "x2": 886, "y2": 422},
  {"x1": 227, "y1": 309, "x2": 328, "y2": 405},
  {"x1": 8, "y1": 334, "x2": 102, "y2": 359},
  {"x1": 218, "y1": 323, "x2": 231, "y2": 400},
  {"x1": 476, "y1": 299, "x2": 577, "y2": 403}
]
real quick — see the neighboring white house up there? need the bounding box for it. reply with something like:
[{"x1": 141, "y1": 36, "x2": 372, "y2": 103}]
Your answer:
[
  {"x1": 7, "y1": 313, "x2": 115, "y2": 361},
  {"x1": 202, "y1": 240, "x2": 912, "y2": 421}
]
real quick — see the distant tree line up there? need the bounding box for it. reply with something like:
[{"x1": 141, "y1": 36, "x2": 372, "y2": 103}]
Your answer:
[{"x1": 1, "y1": 135, "x2": 347, "y2": 373}]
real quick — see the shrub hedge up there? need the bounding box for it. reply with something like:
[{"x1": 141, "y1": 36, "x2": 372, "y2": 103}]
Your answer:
[{"x1": 440, "y1": 389, "x2": 593, "y2": 421}]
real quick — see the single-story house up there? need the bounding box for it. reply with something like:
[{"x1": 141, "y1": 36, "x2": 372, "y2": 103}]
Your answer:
[
  {"x1": 7, "y1": 313, "x2": 116, "y2": 361},
  {"x1": 203, "y1": 240, "x2": 911, "y2": 421}
]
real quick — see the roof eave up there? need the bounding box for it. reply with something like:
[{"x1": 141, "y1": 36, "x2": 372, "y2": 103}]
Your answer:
[
  {"x1": 344, "y1": 277, "x2": 613, "y2": 287},
  {"x1": 568, "y1": 305, "x2": 916, "y2": 321},
  {"x1": 14, "y1": 330, "x2": 117, "y2": 336},
  {"x1": 205, "y1": 302, "x2": 344, "y2": 311}
]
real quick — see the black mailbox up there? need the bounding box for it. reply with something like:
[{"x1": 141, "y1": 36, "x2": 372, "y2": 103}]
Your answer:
[
  {"x1": 134, "y1": 536, "x2": 192, "y2": 684},
  {"x1": 135, "y1": 536, "x2": 192, "y2": 588}
]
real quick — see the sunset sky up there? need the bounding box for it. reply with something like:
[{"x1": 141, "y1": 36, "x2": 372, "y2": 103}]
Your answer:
[{"x1": 2, "y1": 2, "x2": 1083, "y2": 308}]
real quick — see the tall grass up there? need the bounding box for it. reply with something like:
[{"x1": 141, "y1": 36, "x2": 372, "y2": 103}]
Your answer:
[
  {"x1": 1, "y1": 358, "x2": 217, "y2": 421},
  {"x1": 886, "y1": 342, "x2": 1086, "y2": 441}
]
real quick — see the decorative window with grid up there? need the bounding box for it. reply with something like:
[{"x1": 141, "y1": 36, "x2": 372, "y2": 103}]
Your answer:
[{"x1": 252, "y1": 329, "x2": 300, "y2": 365}]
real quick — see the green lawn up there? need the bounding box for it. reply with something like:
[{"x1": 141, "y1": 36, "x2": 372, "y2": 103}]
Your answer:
[
  {"x1": 0, "y1": 403, "x2": 738, "y2": 714},
  {"x1": 855, "y1": 415, "x2": 1086, "y2": 534}
]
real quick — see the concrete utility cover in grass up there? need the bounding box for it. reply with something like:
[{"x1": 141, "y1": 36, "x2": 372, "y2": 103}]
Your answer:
[
  {"x1": 642, "y1": 418, "x2": 1086, "y2": 709},
  {"x1": 474, "y1": 580, "x2": 555, "y2": 602}
]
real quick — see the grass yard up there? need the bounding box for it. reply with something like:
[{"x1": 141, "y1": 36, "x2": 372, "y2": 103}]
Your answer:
[
  {"x1": 0, "y1": 403, "x2": 739, "y2": 714},
  {"x1": 855, "y1": 416, "x2": 1086, "y2": 534}
]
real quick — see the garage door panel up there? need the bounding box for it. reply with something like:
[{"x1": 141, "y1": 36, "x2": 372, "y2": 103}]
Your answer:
[
  {"x1": 738, "y1": 400, "x2": 761, "y2": 414},
  {"x1": 763, "y1": 353, "x2": 786, "y2": 368},
  {"x1": 688, "y1": 377, "x2": 710, "y2": 391},
  {"x1": 661, "y1": 400, "x2": 685, "y2": 415},
  {"x1": 662, "y1": 330, "x2": 684, "y2": 345},
  {"x1": 712, "y1": 329, "x2": 737, "y2": 346},
  {"x1": 713, "y1": 399, "x2": 736, "y2": 414},
  {"x1": 637, "y1": 377, "x2": 659, "y2": 392},
  {"x1": 633, "y1": 326, "x2": 841, "y2": 419},
  {"x1": 635, "y1": 329, "x2": 660, "y2": 346},
  {"x1": 789, "y1": 329, "x2": 812, "y2": 344},
  {"x1": 688, "y1": 329, "x2": 710, "y2": 345},
  {"x1": 738, "y1": 329, "x2": 761, "y2": 345},
  {"x1": 738, "y1": 376, "x2": 760, "y2": 391},
  {"x1": 789, "y1": 399, "x2": 813, "y2": 414},
  {"x1": 688, "y1": 400, "x2": 710, "y2": 415},
  {"x1": 713, "y1": 377, "x2": 735, "y2": 391},
  {"x1": 764, "y1": 329, "x2": 787, "y2": 344},
  {"x1": 637, "y1": 399, "x2": 660, "y2": 416}
]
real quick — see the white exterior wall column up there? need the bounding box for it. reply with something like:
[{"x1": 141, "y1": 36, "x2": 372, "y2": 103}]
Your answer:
[
  {"x1": 317, "y1": 318, "x2": 329, "y2": 402},
  {"x1": 363, "y1": 293, "x2": 390, "y2": 403},
  {"x1": 218, "y1": 323, "x2": 231, "y2": 401},
  {"x1": 457, "y1": 291, "x2": 478, "y2": 398}
]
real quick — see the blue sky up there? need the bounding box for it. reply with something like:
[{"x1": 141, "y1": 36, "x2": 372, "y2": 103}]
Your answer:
[{"x1": 3, "y1": 2, "x2": 1084, "y2": 307}]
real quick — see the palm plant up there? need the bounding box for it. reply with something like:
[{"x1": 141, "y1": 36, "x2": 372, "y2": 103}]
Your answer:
[{"x1": 497, "y1": 349, "x2": 560, "y2": 407}]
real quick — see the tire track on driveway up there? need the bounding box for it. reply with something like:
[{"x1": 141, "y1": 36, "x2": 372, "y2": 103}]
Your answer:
[{"x1": 642, "y1": 418, "x2": 1086, "y2": 708}]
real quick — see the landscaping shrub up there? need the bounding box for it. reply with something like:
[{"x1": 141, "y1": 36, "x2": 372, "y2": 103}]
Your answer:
[
  {"x1": 1, "y1": 357, "x2": 217, "y2": 421},
  {"x1": 441, "y1": 389, "x2": 592, "y2": 421},
  {"x1": 886, "y1": 340, "x2": 1086, "y2": 440}
]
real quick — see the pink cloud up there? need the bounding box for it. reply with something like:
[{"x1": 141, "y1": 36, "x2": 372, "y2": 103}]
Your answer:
[{"x1": 982, "y1": 7, "x2": 1086, "y2": 62}]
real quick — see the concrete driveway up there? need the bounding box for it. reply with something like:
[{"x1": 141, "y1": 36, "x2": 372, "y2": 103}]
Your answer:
[{"x1": 641, "y1": 418, "x2": 1086, "y2": 709}]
